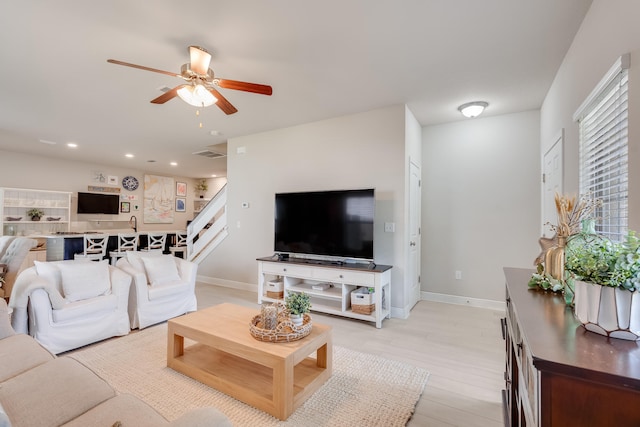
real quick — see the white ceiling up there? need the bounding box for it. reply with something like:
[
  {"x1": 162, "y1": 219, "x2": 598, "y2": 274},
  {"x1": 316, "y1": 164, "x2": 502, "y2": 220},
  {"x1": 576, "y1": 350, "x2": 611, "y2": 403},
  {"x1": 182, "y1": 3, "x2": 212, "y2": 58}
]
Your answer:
[{"x1": 0, "y1": 0, "x2": 592, "y2": 179}]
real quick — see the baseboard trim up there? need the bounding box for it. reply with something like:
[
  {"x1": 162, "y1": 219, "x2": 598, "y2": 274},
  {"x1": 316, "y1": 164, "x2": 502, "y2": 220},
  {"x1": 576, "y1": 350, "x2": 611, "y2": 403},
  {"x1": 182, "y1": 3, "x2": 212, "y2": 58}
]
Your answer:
[
  {"x1": 197, "y1": 275, "x2": 258, "y2": 293},
  {"x1": 421, "y1": 291, "x2": 505, "y2": 311}
]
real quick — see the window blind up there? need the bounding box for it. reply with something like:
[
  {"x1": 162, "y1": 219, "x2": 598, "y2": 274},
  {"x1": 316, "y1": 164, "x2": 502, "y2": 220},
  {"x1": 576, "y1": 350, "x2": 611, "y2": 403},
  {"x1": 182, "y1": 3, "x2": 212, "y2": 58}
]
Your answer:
[{"x1": 575, "y1": 55, "x2": 629, "y2": 241}]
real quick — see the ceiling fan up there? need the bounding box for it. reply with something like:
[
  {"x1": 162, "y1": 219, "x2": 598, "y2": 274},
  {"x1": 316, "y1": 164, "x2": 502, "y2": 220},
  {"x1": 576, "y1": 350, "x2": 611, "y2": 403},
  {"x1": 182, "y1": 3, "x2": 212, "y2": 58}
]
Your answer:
[{"x1": 107, "y1": 46, "x2": 272, "y2": 115}]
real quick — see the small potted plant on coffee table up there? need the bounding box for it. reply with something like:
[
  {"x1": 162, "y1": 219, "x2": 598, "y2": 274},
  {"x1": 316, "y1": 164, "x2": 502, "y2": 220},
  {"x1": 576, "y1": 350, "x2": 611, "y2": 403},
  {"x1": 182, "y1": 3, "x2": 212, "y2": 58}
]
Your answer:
[
  {"x1": 285, "y1": 292, "x2": 311, "y2": 327},
  {"x1": 26, "y1": 208, "x2": 44, "y2": 221}
]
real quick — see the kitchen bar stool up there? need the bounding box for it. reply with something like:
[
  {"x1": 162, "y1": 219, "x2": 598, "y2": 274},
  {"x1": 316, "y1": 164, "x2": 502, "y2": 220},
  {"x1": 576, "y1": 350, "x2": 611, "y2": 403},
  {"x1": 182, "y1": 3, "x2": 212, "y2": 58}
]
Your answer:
[
  {"x1": 74, "y1": 234, "x2": 109, "y2": 261},
  {"x1": 141, "y1": 232, "x2": 167, "y2": 253},
  {"x1": 109, "y1": 233, "x2": 139, "y2": 265},
  {"x1": 169, "y1": 231, "x2": 188, "y2": 259}
]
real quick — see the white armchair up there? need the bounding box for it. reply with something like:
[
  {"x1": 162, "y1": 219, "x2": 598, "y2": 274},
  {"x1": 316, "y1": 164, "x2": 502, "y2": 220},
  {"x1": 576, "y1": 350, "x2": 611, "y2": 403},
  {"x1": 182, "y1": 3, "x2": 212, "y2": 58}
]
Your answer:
[
  {"x1": 8, "y1": 260, "x2": 131, "y2": 354},
  {"x1": 116, "y1": 251, "x2": 197, "y2": 329}
]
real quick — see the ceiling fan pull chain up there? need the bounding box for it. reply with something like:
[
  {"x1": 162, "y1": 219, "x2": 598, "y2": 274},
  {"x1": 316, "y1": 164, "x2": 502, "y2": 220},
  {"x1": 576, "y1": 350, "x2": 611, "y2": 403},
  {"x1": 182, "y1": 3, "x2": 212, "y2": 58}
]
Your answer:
[{"x1": 196, "y1": 108, "x2": 205, "y2": 128}]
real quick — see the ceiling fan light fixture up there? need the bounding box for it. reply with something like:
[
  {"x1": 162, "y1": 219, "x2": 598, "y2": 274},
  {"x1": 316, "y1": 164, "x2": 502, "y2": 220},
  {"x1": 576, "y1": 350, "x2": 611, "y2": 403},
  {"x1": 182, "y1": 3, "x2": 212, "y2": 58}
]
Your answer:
[
  {"x1": 177, "y1": 84, "x2": 217, "y2": 107},
  {"x1": 458, "y1": 101, "x2": 488, "y2": 118}
]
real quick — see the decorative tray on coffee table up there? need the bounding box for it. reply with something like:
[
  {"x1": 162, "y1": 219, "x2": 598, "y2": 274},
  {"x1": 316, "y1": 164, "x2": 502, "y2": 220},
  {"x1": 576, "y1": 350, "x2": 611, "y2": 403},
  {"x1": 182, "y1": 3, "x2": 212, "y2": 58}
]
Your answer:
[{"x1": 249, "y1": 311, "x2": 312, "y2": 343}]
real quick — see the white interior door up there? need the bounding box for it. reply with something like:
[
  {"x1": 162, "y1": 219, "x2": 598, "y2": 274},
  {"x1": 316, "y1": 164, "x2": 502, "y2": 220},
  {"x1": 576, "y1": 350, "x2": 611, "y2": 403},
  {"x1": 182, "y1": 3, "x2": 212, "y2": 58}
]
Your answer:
[
  {"x1": 408, "y1": 161, "x2": 421, "y2": 310},
  {"x1": 543, "y1": 131, "x2": 564, "y2": 237}
]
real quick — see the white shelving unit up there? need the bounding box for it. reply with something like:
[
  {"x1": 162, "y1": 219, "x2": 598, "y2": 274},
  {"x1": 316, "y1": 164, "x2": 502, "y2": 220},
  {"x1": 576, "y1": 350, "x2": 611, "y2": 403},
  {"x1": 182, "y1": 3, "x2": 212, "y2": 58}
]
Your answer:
[
  {"x1": 257, "y1": 257, "x2": 392, "y2": 328},
  {"x1": 193, "y1": 198, "x2": 211, "y2": 214},
  {"x1": 1, "y1": 188, "x2": 72, "y2": 236}
]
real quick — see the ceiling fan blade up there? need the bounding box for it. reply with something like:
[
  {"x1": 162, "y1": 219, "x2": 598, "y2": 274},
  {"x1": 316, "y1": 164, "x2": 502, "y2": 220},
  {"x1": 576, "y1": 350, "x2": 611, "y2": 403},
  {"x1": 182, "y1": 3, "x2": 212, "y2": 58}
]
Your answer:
[
  {"x1": 107, "y1": 59, "x2": 181, "y2": 78},
  {"x1": 150, "y1": 85, "x2": 184, "y2": 104},
  {"x1": 189, "y1": 46, "x2": 211, "y2": 75},
  {"x1": 216, "y1": 79, "x2": 273, "y2": 96},
  {"x1": 208, "y1": 87, "x2": 238, "y2": 115}
]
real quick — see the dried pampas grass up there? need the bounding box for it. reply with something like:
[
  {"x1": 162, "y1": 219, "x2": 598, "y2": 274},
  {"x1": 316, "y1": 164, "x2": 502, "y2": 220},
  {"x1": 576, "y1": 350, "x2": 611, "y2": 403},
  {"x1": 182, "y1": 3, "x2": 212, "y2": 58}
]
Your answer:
[{"x1": 548, "y1": 192, "x2": 601, "y2": 237}]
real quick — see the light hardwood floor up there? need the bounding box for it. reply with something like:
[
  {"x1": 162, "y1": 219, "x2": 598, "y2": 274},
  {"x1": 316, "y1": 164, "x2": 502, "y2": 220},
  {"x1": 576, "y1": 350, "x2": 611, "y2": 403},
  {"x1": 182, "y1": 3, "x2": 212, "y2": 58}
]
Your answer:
[{"x1": 195, "y1": 283, "x2": 506, "y2": 426}]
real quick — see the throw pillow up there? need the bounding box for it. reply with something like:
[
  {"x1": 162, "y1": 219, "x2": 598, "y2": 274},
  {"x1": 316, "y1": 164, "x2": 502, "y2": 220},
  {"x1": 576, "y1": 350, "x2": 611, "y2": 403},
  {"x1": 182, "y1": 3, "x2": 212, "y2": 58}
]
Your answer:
[
  {"x1": 0, "y1": 299, "x2": 14, "y2": 340},
  {"x1": 141, "y1": 255, "x2": 181, "y2": 286},
  {"x1": 126, "y1": 250, "x2": 162, "y2": 273},
  {"x1": 58, "y1": 260, "x2": 111, "y2": 302},
  {"x1": 34, "y1": 260, "x2": 62, "y2": 288}
]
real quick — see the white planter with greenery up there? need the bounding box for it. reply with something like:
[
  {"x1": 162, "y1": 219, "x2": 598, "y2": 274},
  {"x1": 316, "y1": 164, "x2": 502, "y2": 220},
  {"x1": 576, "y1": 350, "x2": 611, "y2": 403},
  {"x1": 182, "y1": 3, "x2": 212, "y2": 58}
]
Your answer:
[
  {"x1": 566, "y1": 230, "x2": 640, "y2": 341},
  {"x1": 285, "y1": 292, "x2": 311, "y2": 327},
  {"x1": 574, "y1": 280, "x2": 640, "y2": 340}
]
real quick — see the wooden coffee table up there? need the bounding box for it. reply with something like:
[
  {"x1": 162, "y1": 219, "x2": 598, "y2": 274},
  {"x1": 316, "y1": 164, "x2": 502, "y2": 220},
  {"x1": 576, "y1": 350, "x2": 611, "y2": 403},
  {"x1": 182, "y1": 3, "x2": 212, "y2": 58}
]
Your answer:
[{"x1": 167, "y1": 303, "x2": 332, "y2": 420}]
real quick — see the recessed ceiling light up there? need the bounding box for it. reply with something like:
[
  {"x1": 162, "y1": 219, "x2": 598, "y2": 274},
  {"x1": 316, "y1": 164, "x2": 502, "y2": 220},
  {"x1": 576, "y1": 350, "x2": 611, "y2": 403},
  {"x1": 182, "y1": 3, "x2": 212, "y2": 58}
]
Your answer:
[
  {"x1": 39, "y1": 139, "x2": 57, "y2": 145},
  {"x1": 67, "y1": 143, "x2": 78, "y2": 148},
  {"x1": 211, "y1": 174, "x2": 217, "y2": 177},
  {"x1": 125, "y1": 153, "x2": 134, "y2": 158},
  {"x1": 170, "y1": 162, "x2": 178, "y2": 166}
]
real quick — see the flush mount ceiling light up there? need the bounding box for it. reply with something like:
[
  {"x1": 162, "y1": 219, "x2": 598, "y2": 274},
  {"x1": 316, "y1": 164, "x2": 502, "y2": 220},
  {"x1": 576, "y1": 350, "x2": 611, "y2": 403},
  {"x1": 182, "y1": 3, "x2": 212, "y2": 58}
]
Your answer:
[{"x1": 458, "y1": 101, "x2": 489, "y2": 118}]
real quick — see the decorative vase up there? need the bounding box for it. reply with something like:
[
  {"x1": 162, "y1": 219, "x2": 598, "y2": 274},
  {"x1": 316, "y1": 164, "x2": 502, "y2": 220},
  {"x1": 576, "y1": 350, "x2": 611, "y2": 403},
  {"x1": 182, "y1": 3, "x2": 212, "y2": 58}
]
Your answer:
[
  {"x1": 545, "y1": 235, "x2": 566, "y2": 280},
  {"x1": 261, "y1": 304, "x2": 278, "y2": 330},
  {"x1": 290, "y1": 313, "x2": 303, "y2": 327},
  {"x1": 31, "y1": 217, "x2": 41, "y2": 222},
  {"x1": 574, "y1": 280, "x2": 640, "y2": 340}
]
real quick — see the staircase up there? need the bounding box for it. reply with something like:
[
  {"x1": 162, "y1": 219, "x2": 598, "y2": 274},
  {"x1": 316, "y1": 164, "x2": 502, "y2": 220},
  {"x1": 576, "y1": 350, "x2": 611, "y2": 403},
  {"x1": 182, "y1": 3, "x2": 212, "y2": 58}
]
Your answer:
[{"x1": 186, "y1": 184, "x2": 228, "y2": 263}]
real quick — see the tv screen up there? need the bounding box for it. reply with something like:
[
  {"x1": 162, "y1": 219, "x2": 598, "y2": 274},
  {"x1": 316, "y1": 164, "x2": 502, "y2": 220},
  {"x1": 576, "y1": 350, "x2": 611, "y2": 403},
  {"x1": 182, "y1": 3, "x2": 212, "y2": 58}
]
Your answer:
[
  {"x1": 77, "y1": 192, "x2": 120, "y2": 214},
  {"x1": 274, "y1": 189, "x2": 375, "y2": 260}
]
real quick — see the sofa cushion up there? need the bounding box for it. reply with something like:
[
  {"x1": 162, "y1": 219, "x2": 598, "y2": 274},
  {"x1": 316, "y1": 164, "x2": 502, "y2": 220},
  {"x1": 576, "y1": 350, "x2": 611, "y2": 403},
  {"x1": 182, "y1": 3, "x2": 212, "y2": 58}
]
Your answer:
[
  {"x1": 126, "y1": 250, "x2": 162, "y2": 274},
  {"x1": 51, "y1": 294, "x2": 118, "y2": 323},
  {"x1": 0, "y1": 334, "x2": 54, "y2": 382},
  {"x1": 142, "y1": 255, "x2": 181, "y2": 287},
  {"x1": 60, "y1": 394, "x2": 168, "y2": 427},
  {"x1": 0, "y1": 357, "x2": 115, "y2": 427},
  {"x1": 57, "y1": 261, "x2": 111, "y2": 302},
  {"x1": 147, "y1": 280, "x2": 190, "y2": 301}
]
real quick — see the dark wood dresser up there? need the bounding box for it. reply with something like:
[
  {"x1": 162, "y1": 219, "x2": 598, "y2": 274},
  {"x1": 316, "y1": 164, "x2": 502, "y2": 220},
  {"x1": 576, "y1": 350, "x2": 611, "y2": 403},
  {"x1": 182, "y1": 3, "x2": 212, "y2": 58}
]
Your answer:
[{"x1": 503, "y1": 267, "x2": 640, "y2": 426}]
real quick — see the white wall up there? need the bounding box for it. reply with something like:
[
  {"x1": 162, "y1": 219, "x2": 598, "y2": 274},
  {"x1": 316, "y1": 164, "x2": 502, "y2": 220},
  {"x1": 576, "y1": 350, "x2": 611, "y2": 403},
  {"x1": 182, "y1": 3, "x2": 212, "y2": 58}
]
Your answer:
[
  {"x1": 541, "y1": 0, "x2": 640, "y2": 230},
  {"x1": 197, "y1": 105, "x2": 410, "y2": 311},
  {"x1": 0, "y1": 150, "x2": 209, "y2": 232},
  {"x1": 422, "y1": 110, "x2": 540, "y2": 303}
]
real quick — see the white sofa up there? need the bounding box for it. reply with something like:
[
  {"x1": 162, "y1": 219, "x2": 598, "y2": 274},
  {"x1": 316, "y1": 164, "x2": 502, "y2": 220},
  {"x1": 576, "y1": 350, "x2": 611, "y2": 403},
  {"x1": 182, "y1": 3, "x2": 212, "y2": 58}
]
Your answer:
[
  {"x1": 116, "y1": 251, "x2": 197, "y2": 329},
  {"x1": 9, "y1": 260, "x2": 131, "y2": 354}
]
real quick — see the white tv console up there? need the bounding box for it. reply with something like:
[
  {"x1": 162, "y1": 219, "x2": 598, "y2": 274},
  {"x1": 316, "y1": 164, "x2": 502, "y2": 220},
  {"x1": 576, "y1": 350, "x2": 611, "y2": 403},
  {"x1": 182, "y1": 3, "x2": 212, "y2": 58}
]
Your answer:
[{"x1": 257, "y1": 256, "x2": 392, "y2": 328}]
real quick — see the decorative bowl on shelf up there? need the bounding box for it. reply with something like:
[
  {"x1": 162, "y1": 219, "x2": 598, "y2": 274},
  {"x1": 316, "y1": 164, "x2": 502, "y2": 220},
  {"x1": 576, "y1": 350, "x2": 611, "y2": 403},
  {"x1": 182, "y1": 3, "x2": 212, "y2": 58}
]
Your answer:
[
  {"x1": 5, "y1": 216, "x2": 22, "y2": 221},
  {"x1": 46, "y1": 217, "x2": 61, "y2": 221}
]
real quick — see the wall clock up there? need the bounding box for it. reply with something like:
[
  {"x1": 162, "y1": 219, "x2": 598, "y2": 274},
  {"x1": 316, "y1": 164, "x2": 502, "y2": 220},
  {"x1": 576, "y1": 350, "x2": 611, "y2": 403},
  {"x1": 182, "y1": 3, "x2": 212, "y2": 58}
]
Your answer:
[{"x1": 122, "y1": 176, "x2": 139, "y2": 191}]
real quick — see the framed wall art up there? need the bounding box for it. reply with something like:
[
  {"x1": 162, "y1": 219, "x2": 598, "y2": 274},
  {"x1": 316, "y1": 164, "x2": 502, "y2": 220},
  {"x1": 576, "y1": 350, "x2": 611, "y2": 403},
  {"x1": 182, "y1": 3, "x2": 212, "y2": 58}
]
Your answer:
[
  {"x1": 143, "y1": 174, "x2": 175, "y2": 223},
  {"x1": 176, "y1": 182, "x2": 187, "y2": 197},
  {"x1": 120, "y1": 201, "x2": 130, "y2": 213},
  {"x1": 175, "y1": 198, "x2": 186, "y2": 212}
]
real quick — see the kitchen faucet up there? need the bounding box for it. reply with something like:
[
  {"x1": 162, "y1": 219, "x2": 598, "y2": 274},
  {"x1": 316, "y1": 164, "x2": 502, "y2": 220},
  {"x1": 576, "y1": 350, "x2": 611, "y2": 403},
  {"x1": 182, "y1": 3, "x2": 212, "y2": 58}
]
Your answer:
[{"x1": 129, "y1": 215, "x2": 137, "y2": 232}]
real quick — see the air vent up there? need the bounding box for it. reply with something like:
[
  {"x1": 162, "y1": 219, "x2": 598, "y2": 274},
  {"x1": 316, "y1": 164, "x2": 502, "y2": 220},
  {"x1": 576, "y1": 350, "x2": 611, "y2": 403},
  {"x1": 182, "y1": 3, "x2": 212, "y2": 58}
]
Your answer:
[{"x1": 192, "y1": 149, "x2": 227, "y2": 159}]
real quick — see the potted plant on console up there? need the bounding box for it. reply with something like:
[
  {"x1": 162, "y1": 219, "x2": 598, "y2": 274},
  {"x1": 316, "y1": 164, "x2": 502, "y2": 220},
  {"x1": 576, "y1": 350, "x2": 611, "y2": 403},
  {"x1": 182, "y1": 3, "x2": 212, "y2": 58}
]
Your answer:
[
  {"x1": 565, "y1": 229, "x2": 640, "y2": 340},
  {"x1": 285, "y1": 292, "x2": 311, "y2": 327},
  {"x1": 26, "y1": 208, "x2": 44, "y2": 221}
]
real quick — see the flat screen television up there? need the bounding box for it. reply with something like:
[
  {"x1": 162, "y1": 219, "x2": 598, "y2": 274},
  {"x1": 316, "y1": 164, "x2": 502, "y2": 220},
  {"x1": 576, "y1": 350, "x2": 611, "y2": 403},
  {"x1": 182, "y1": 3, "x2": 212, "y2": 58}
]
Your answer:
[
  {"x1": 77, "y1": 192, "x2": 120, "y2": 214},
  {"x1": 274, "y1": 189, "x2": 375, "y2": 261}
]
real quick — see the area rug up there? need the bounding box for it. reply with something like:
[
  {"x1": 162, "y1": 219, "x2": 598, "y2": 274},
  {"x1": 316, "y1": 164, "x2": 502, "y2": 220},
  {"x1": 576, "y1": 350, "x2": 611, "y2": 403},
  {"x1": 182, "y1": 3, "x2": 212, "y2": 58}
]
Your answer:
[{"x1": 69, "y1": 323, "x2": 429, "y2": 426}]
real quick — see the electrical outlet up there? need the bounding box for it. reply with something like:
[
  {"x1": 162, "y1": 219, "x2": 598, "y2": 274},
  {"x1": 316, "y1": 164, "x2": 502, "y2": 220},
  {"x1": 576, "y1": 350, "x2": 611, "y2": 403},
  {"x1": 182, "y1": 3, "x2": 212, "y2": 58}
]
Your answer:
[
  {"x1": 384, "y1": 222, "x2": 395, "y2": 233},
  {"x1": 455, "y1": 270, "x2": 462, "y2": 280}
]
